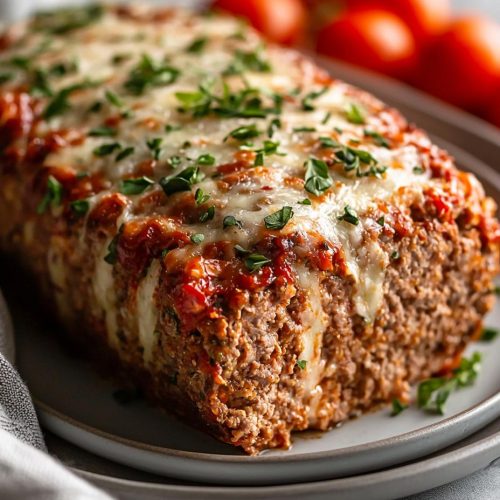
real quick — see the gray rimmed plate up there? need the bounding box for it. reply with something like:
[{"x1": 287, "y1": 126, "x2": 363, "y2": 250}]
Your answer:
[{"x1": 2, "y1": 58, "x2": 500, "y2": 486}]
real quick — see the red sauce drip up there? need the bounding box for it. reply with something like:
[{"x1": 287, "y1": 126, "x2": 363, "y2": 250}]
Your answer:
[
  {"x1": 0, "y1": 92, "x2": 37, "y2": 150},
  {"x1": 87, "y1": 193, "x2": 129, "y2": 233},
  {"x1": 118, "y1": 218, "x2": 190, "y2": 277}
]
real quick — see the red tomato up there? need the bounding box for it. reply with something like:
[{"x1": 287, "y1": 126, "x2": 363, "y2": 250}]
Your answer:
[
  {"x1": 212, "y1": 0, "x2": 307, "y2": 45},
  {"x1": 346, "y1": 0, "x2": 451, "y2": 44},
  {"x1": 415, "y1": 16, "x2": 500, "y2": 110},
  {"x1": 316, "y1": 9, "x2": 417, "y2": 78}
]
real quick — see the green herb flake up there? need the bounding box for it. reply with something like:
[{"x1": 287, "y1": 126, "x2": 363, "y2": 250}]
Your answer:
[
  {"x1": 165, "y1": 124, "x2": 181, "y2": 134},
  {"x1": 33, "y1": 4, "x2": 104, "y2": 35},
  {"x1": 225, "y1": 124, "x2": 260, "y2": 142},
  {"x1": 197, "y1": 154, "x2": 215, "y2": 166},
  {"x1": 345, "y1": 103, "x2": 365, "y2": 124},
  {"x1": 88, "y1": 126, "x2": 117, "y2": 137},
  {"x1": 146, "y1": 137, "x2": 163, "y2": 160},
  {"x1": 293, "y1": 126, "x2": 316, "y2": 133},
  {"x1": 364, "y1": 130, "x2": 390, "y2": 148},
  {"x1": 302, "y1": 87, "x2": 329, "y2": 111},
  {"x1": 319, "y1": 136, "x2": 340, "y2": 149},
  {"x1": 200, "y1": 206, "x2": 215, "y2": 223},
  {"x1": 264, "y1": 206, "x2": 294, "y2": 230},
  {"x1": 191, "y1": 233, "x2": 205, "y2": 244},
  {"x1": 481, "y1": 327, "x2": 499, "y2": 342},
  {"x1": 304, "y1": 157, "x2": 333, "y2": 196},
  {"x1": 298, "y1": 198, "x2": 312, "y2": 205},
  {"x1": 43, "y1": 81, "x2": 95, "y2": 119},
  {"x1": 37, "y1": 176, "x2": 63, "y2": 214},
  {"x1": 391, "y1": 399, "x2": 408, "y2": 416},
  {"x1": 105, "y1": 89, "x2": 124, "y2": 108},
  {"x1": 391, "y1": 250, "x2": 400, "y2": 260},
  {"x1": 68, "y1": 199, "x2": 89, "y2": 217},
  {"x1": 223, "y1": 215, "x2": 242, "y2": 229},
  {"x1": 186, "y1": 37, "x2": 207, "y2": 54},
  {"x1": 119, "y1": 176, "x2": 155, "y2": 196},
  {"x1": 245, "y1": 253, "x2": 271, "y2": 272},
  {"x1": 337, "y1": 205, "x2": 359, "y2": 226},
  {"x1": 267, "y1": 118, "x2": 281, "y2": 138},
  {"x1": 418, "y1": 352, "x2": 482, "y2": 415},
  {"x1": 160, "y1": 166, "x2": 204, "y2": 195},
  {"x1": 377, "y1": 216, "x2": 385, "y2": 226},
  {"x1": 116, "y1": 147, "x2": 135, "y2": 161},
  {"x1": 0, "y1": 72, "x2": 13, "y2": 85},
  {"x1": 125, "y1": 54, "x2": 180, "y2": 95},
  {"x1": 413, "y1": 166, "x2": 425, "y2": 175},
  {"x1": 194, "y1": 188, "x2": 210, "y2": 205},
  {"x1": 104, "y1": 233, "x2": 120, "y2": 265},
  {"x1": 224, "y1": 48, "x2": 272, "y2": 75},
  {"x1": 93, "y1": 142, "x2": 121, "y2": 157},
  {"x1": 296, "y1": 359, "x2": 307, "y2": 370}
]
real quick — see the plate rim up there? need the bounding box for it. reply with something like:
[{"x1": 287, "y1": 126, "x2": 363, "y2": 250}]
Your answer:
[
  {"x1": 72, "y1": 420, "x2": 500, "y2": 498},
  {"x1": 34, "y1": 388, "x2": 500, "y2": 464}
]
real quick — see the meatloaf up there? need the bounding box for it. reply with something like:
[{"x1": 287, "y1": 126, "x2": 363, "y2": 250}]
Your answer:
[{"x1": 0, "y1": 4, "x2": 499, "y2": 454}]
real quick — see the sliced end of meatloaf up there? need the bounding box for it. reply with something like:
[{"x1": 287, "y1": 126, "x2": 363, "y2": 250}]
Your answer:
[{"x1": 0, "y1": 4, "x2": 499, "y2": 454}]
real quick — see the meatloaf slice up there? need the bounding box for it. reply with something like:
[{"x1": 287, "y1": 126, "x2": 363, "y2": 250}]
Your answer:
[{"x1": 0, "y1": 4, "x2": 498, "y2": 454}]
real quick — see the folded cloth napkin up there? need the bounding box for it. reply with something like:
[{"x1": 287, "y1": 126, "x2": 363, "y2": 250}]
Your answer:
[{"x1": 0, "y1": 291, "x2": 111, "y2": 500}]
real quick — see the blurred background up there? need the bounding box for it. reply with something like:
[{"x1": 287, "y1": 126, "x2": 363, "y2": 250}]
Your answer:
[{"x1": 2, "y1": 0, "x2": 500, "y2": 128}]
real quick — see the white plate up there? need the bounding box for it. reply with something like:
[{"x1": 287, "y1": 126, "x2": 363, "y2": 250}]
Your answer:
[{"x1": 3, "y1": 59, "x2": 500, "y2": 486}]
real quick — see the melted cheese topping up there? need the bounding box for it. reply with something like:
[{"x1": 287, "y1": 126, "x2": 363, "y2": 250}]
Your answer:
[{"x1": 1, "y1": 5, "x2": 435, "y2": 368}]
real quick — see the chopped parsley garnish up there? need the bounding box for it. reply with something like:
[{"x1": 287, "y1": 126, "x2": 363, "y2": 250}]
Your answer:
[
  {"x1": 191, "y1": 233, "x2": 205, "y2": 244},
  {"x1": 413, "y1": 166, "x2": 425, "y2": 175},
  {"x1": 322, "y1": 111, "x2": 332, "y2": 125},
  {"x1": 337, "y1": 205, "x2": 359, "y2": 226},
  {"x1": 30, "y1": 69, "x2": 53, "y2": 97},
  {"x1": 319, "y1": 136, "x2": 340, "y2": 149},
  {"x1": 88, "y1": 126, "x2": 116, "y2": 137},
  {"x1": 37, "y1": 176, "x2": 63, "y2": 214},
  {"x1": 70, "y1": 199, "x2": 89, "y2": 217},
  {"x1": 223, "y1": 215, "x2": 242, "y2": 229},
  {"x1": 417, "y1": 352, "x2": 482, "y2": 415},
  {"x1": 186, "y1": 37, "x2": 207, "y2": 53},
  {"x1": 345, "y1": 103, "x2": 365, "y2": 124},
  {"x1": 293, "y1": 126, "x2": 316, "y2": 133},
  {"x1": 50, "y1": 60, "x2": 78, "y2": 77},
  {"x1": 197, "y1": 154, "x2": 216, "y2": 166},
  {"x1": 304, "y1": 157, "x2": 333, "y2": 196},
  {"x1": 493, "y1": 286, "x2": 500, "y2": 296},
  {"x1": 105, "y1": 90, "x2": 124, "y2": 108},
  {"x1": 165, "y1": 124, "x2": 181, "y2": 133},
  {"x1": 125, "y1": 54, "x2": 180, "y2": 95},
  {"x1": 8, "y1": 56, "x2": 30, "y2": 70},
  {"x1": 104, "y1": 233, "x2": 120, "y2": 265},
  {"x1": 200, "y1": 206, "x2": 216, "y2": 223},
  {"x1": 234, "y1": 244, "x2": 250, "y2": 255},
  {"x1": 302, "y1": 87, "x2": 329, "y2": 111},
  {"x1": 194, "y1": 188, "x2": 210, "y2": 205},
  {"x1": 160, "y1": 166, "x2": 204, "y2": 195},
  {"x1": 93, "y1": 142, "x2": 121, "y2": 157},
  {"x1": 111, "y1": 53, "x2": 131, "y2": 66},
  {"x1": 245, "y1": 253, "x2": 271, "y2": 272},
  {"x1": 43, "y1": 81, "x2": 95, "y2": 119},
  {"x1": 364, "y1": 130, "x2": 390, "y2": 148},
  {"x1": 33, "y1": 4, "x2": 104, "y2": 34},
  {"x1": 146, "y1": 138, "x2": 163, "y2": 160},
  {"x1": 377, "y1": 216, "x2": 385, "y2": 226},
  {"x1": 333, "y1": 146, "x2": 386, "y2": 178},
  {"x1": 267, "y1": 118, "x2": 281, "y2": 138},
  {"x1": 391, "y1": 250, "x2": 400, "y2": 260},
  {"x1": 296, "y1": 360, "x2": 307, "y2": 370},
  {"x1": 168, "y1": 156, "x2": 182, "y2": 168},
  {"x1": 298, "y1": 198, "x2": 312, "y2": 205},
  {"x1": 225, "y1": 124, "x2": 260, "y2": 142},
  {"x1": 264, "y1": 206, "x2": 294, "y2": 230},
  {"x1": 116, "y1": 147, "x2": 135, "y2": 161},
  {"x1": 391, "y1": 399, "x2": 408, "y2": 416},
  {"x1": 224, "y1": 47, "x2": 272, "y2": 75},
  {"x1": 119, "y1": 176, "x2": 155, "y2": 195},
  {"x1": 0, "y1": 72, "x2": 13, "y2": 85},
  {"x1": 481, "y1": 327, "x2": 499, "y2": 342}
]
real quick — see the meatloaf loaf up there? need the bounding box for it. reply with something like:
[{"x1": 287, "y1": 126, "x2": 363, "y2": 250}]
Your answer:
[{"x1": 0, "y1": 4, "x2": 499, "y2": 454}]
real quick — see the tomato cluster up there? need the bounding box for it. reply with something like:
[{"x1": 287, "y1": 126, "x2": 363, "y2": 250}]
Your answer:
[{"x1": 211, "y1": 0, "x2": 500, "y2": 127}]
